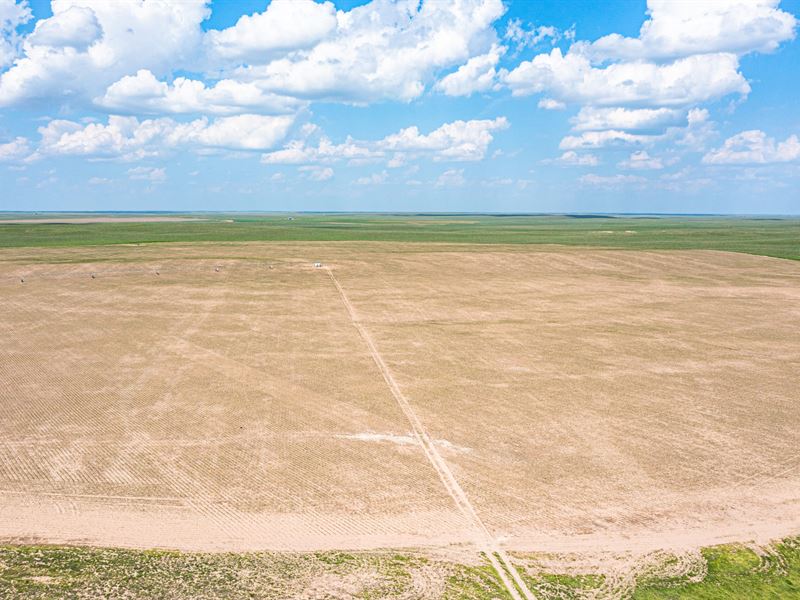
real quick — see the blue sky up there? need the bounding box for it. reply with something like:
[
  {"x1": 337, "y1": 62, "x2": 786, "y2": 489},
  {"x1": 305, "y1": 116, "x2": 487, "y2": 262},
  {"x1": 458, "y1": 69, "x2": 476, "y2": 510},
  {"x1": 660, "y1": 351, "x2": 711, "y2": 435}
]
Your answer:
[{"x1": 0, "y1": 0, "x2": 798, "y2": 213}]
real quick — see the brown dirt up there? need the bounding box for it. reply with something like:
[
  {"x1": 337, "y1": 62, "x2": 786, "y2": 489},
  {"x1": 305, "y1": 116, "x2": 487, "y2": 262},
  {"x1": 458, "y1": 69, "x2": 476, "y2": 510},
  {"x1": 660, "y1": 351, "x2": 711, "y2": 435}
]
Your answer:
[{"x1": 0, "y1": 242, "x2": 798, "y2": 559}]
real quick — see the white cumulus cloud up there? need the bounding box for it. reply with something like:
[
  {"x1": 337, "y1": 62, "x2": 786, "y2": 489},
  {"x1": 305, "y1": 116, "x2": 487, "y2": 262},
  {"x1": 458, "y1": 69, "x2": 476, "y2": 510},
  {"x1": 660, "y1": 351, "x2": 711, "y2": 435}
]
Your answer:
[
  {"x1": 500, "y1": 0, "x2": 797, "y2": 166},
  {"x1": 504, "y1": 49, "x2": 749, "y2": 107},
  {"x1": 299, "y1": 165, "x2": 333, "y2": 181},
  {"x1": 537, "y1": 98, "x2": 565, "y2": 110},
  {"x1": 703, "y1": 130, "x2": 800, "y2": 164},
  {"x1": 435, "y1": 168, "x2": 465, "y2": 187},
  {"x1": 547, "y1": 150, "x2": 599, "y2": 166},
  {"x1": 571, "y1": 107, "x2": 686, "y2": 132},
  {"x1": 0, "y1": 0, "x2": 32, "y2": 68},
  {"x1": 435, "y1": 43, "x2": 504, "y2": 97},
  {"x1": 559, "y1": 130, "x2": 655, "y2": 150},
  {"x1": 585, "y1": 0, "x2": 797, "y2": 61},
  {"x1": 205, "y1": 0, "x2": 337, "y2": 63},
  {"x1": 381, "y1": 117, "x2": 509, "y2": 161},
  {"x1": 0, "y1": 0, "x2": 209, "y2": 107},
  {"x1": 231, "y1": 0, "x2": 505, "y2": 103},
  {"x1": 0, "y1": 0, "x2": 508, "y2": 115},
  {"x1": 580, "y1": 173, "x2": 646, "y2": 188},
  {"x1": 27, "y1": 5, "x2": 101, "y2": 50},
  {"x1": 97, "y1": 69, "x2": 304, "y2": 115},
  {"x1": 0, "y1": 135, "x2": 29, "y2": 161},
  {"x1": 355, "y1": 170, "x2": 388, "y2": 185},
  {"x1": 260, "y1": 135, "x2": 379, "y2": 165},
  {"x1": 34, "y1": 113, "x2": 294, "y2": 160},
  {"x1": 170, "y1": 114, "x2": 295, "y2": 151},
  {"x1": 504, "y1": 18, "x2": 568, "y2": 50},
  {"x1": 127, "y1": 165, "x2": 165, "y2": 182},
  {"x1": 618, "y1": 150, "x2": 665, "y2": 170},
  {"x1": 262, "y1": 117, "x2": 508, "y2": 166}
]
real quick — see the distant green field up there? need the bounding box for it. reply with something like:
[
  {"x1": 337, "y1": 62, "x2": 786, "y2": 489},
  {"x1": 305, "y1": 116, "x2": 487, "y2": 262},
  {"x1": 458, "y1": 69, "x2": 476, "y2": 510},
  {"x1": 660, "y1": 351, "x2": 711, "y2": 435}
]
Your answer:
[{"x1": 0, "y1": 214, "x2": 799, "y2": 260}]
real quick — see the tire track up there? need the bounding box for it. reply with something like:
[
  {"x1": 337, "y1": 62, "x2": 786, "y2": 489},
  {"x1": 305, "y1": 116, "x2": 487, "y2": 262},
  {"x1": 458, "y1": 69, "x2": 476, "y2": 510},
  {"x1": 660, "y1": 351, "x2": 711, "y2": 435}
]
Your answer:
[{"x1": 324, "y1": 266, "x2": 535, "y2": 600}]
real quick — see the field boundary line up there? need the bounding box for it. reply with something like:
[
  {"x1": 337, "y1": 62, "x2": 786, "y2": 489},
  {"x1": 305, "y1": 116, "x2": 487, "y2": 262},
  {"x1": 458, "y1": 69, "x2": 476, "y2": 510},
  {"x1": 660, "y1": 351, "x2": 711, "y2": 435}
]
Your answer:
[{"x1": 324, "y1": 266, "x2": 535, "y2": 600}]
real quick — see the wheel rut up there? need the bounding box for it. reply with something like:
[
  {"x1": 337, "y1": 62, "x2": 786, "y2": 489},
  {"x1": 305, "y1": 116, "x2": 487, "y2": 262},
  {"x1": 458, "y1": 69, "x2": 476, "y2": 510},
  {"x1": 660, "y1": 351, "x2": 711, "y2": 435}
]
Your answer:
[{"x1": 324, "y1": 266, "x2": 535, "y2": 600}]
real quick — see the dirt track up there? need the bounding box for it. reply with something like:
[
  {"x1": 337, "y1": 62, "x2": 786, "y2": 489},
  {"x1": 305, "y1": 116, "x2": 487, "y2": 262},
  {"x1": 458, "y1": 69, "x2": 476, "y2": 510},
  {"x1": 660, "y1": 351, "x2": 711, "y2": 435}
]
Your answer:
[
  {"x1": 0, "y1": 242, "x2": 798, "y2": 559},
  {"x1": 326, "y1": 265, "x2": 533, "y2": 599}
]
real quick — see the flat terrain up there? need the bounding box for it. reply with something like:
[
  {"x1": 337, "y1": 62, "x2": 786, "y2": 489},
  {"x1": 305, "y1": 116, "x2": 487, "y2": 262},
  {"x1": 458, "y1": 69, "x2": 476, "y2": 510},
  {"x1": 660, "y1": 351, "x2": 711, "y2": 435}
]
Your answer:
[
  {"x1": 0, "y1": 245, "x2": 473, "y2": 552},
  {"x1": 1, "y1": 214, "x2": 798, "y2": 260},
  {"x1": 0, "y1": 231, "x2": 800, "y2": 599},
  {"x1": 0, "y1": 217, "x2": 208, "y2": 224},
  {"x1": 1, "y1": 237, "x2": 799, "y2": 597}
]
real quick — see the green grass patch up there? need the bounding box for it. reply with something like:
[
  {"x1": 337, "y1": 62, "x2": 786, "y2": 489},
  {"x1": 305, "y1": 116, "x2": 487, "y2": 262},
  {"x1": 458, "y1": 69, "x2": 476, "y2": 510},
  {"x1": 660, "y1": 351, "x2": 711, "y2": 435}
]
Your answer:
[
  {"x1": 3, "y1": 538, "x2": 800, "y2": 598},
  {"x1": 512, "y1": 538, "x2": 800, "y2": 599},
  {"x1": 632, "y1": 539, "x2": 800, "y2": 599},
  {"x1": 0, "y1": 545, "x2": 511, "y2": 599}
]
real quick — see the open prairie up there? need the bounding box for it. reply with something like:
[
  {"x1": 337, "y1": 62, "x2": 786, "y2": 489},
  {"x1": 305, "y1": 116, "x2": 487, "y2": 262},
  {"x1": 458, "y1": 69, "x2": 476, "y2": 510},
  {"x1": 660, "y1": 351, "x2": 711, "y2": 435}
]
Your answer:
[{"x1": 2, "y1": 240, "x2": 799, "y2": 570}]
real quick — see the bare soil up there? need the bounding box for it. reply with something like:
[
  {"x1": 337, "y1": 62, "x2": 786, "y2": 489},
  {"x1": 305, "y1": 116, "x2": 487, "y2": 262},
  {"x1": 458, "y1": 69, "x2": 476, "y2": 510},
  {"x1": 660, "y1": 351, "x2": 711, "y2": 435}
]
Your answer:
[{"x1": 0, "y1": 242, "x2": 798, "y2": 560}]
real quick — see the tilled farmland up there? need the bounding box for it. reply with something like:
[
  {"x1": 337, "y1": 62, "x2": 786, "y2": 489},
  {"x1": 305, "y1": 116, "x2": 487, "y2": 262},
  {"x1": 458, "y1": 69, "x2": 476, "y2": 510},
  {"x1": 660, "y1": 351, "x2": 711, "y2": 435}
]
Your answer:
[{"x1": 1, "y1": 242, "x2": 799, "y2": 597}]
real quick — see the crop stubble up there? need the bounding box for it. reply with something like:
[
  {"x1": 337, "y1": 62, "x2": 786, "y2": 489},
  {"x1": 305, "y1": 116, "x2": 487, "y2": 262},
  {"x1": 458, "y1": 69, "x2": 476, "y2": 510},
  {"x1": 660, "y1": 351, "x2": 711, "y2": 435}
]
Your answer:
[{"x1": 0, "y1": 242, "x2": 798, "y2": 560}]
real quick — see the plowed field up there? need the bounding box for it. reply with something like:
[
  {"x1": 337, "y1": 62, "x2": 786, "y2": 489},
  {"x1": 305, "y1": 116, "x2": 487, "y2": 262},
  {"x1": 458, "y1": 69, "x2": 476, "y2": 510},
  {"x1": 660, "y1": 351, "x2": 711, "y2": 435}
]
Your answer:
[{"x1": 1, "y1": 243, "x2": 799, "y2": 562}]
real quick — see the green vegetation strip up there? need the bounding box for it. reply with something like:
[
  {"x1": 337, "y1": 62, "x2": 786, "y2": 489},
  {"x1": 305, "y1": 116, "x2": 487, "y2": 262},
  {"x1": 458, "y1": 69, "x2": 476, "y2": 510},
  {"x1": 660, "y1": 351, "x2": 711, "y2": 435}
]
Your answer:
[
  {"x1": 0, "y1": 214, "x2": 798, "y2": 261},
  {"x1": 0, "y1": 546, "x2": 509, "y2": 600},
  {"x1": 2, "y1": 538, "x2": 799, "y2": 599}
]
